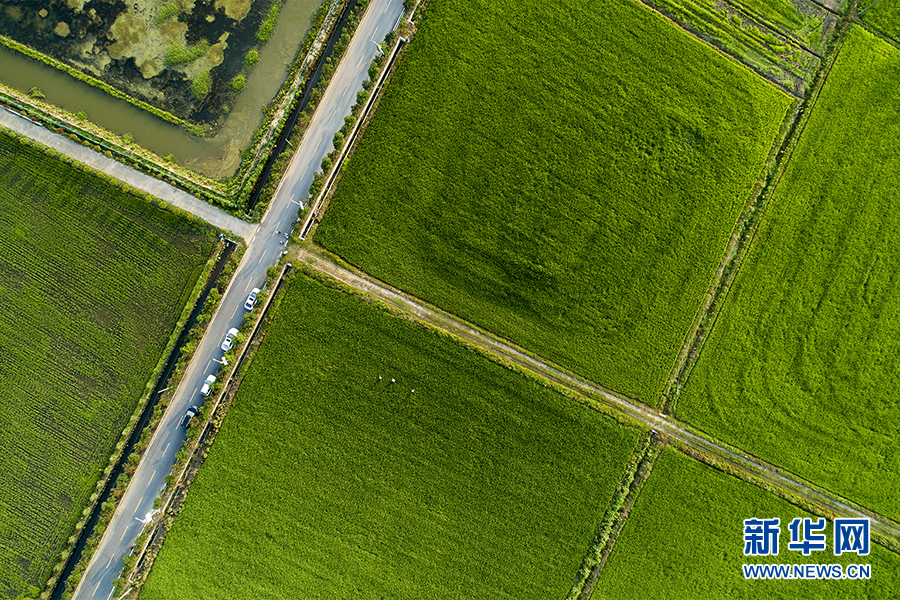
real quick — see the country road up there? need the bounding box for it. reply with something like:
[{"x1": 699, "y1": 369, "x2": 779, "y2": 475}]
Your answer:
[
  {"x1": 66, "y1": 0, "x2": 405, "y2": 597},
  {"x1": 293, "y1": 246, "x2": 900, "y2": 548}
]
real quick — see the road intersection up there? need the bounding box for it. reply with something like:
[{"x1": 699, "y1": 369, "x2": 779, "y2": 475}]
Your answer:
[{"x1": 67, "y1": 0, "x2": 405, "y2": 597}]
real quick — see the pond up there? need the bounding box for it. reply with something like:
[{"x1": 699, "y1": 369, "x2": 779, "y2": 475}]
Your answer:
[{"x1": 0, "y1": 0, "x2": 322, "y2": 180}]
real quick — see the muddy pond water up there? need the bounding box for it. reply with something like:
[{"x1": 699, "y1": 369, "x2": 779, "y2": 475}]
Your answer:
[{"x1": 0, "y1": 0, "x2": 321, "y2": 180}]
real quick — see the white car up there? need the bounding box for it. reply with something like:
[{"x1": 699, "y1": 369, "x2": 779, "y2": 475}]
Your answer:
[
  {"x1": 244, "y1": 288, "x2": 261, "y2": 311},
  {"x1": 200, "y1": 374, "x2": 216, "y2": 397},
  {"x1": 221, "y1": 327, "x2": 239, "y2": 351}
]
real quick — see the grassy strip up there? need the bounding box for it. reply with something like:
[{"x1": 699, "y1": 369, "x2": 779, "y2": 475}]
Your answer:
[
  {"x1": 0, "y1": 127, "x2": 216, "y2": 600},
  {"x1": 678, "y1": 25, "x2": 900, "y2": 522},
  {"x1": 257, "y1": 1, "x2": 283, "y2": 43},
  {"x1": 139, "y1": 272, "x2": 641, "y2": 600},
  {"x1": 565, "y1": 432, "x2": 662, "y2": 600},
  {"x1": 592, "y1": 448, "x2": 900, "y2": 599}
]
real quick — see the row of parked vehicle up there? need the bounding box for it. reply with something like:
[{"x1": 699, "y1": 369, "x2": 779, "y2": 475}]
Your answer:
[{"x1": 180, "y1": 287, "x2": 262, "y2": 429}]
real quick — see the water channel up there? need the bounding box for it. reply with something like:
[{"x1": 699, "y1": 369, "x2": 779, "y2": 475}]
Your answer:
[{"x1": 0, "y1": 0, "x2": 321, "y2": 179}]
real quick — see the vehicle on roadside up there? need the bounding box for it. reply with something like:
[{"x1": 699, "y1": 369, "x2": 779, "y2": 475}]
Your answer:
[
  {"x1": 221, "y1": 327, "x2": 239, "y2": 351},
  {"x1": 200, "y1": 374, "x2": 216, "y2": 397},
  {"x1": 180, "y1": 405, "x2": 199, "y2": 428},
  {"x1": 245, "y1": 288, "x2": 261, "y2": 311}
]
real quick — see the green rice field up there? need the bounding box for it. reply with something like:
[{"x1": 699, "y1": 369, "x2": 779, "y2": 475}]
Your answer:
[
  {"x1": 593, "y1": 448, "x2": 900, "y2": 599},
  {"x1": 141, "y1": 273, "x2": 641, "y2": 600},
  {"x1": 0, "y1": 132, "x2": 215, "y2": 598},
  {"x1": 317, "y1": 0, "x2": 792, "y2": 404},
  {"x1": 678, "y1": 27, "x2": 900, "y2": 521}
]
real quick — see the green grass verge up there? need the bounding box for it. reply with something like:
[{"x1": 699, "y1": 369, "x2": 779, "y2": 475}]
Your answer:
[
  {"x1": 593, "y1": 448, "x2": 900, "y2": 599},
  {"x1": 0, "y1": 131, "x2": 215, "y2": 599},
  {"x1": 678, "y1": 26, "x2": 900, "y2": 520},
  {"x1": 141, "y1": 273, "x2": 641, "y2": 600},
  {"x1": 317, "y1": 0, "x2": 791, "y2": 403}
]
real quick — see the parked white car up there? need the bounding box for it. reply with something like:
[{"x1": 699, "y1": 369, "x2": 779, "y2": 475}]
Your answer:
[
  {"x1": 200, "y1": 374, "x2": 216, "y2": 397},
  {"x1": 244, "y1": 288, "x2": 261, "y2": 310},
  {"x1": 221, "y1": 327, "x2": 239, "y2": 351}
]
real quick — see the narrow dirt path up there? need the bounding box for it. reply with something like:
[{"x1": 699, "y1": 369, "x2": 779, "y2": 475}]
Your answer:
[{"x1": 292, "y1": 245, "x2": 900, "y2": 549}]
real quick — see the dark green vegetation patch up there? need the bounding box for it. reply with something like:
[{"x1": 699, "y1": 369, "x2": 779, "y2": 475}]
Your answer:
[
  {"x1": 594, "y1": 449, "x2": 900, "y2": 599},
  {"x1": 679, "y1": 27, "x2": 900, "y2": 521},
  {"x1": 317, "y1": 0, "x2": 792, "y2": 403},
  {"x1": 0, "y1": 132, "x2": 215, "y2": 598},
  {"x1": 141, "y1": 274, "x2": 641, "y2": 600}
]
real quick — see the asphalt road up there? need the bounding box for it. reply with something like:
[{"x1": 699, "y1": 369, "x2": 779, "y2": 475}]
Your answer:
[{"x1": 70, "y1": 0, "x2": 404, "y2": 597}]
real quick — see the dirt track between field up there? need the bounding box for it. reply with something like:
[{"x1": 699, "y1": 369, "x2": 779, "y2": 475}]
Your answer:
[{"x1": 293, "y1": 245, "x2": 900, "y2": 549}]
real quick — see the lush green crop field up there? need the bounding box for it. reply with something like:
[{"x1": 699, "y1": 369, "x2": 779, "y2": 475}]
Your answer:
[
  {"x1": 861, "y1": 0, "x2": 900, "y2": 40},
  {"x1": 141, "y1": 274, "x2": 641, "y2": 600},
  {"x1": 0, "y1": 133, "x2": 215, "y2": 598},
  {"x1": 317, "y1": 0, "x2": 791, "y2": 403},
  {"x1": 593, "y1": 448, "x2": 900, "y2": 599},
  {"x1": 678, "y1": 27, "x2": 900, "y2": 520}
]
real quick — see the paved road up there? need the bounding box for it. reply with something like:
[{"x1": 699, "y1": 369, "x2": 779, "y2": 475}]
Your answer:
[
  {"x1": 0, "y1": 108, "x2": 254, "y2": 243},
  {"x1": 70, "y1": 0, "x2": 404, "y2": 597},
  {"x1": 293, "y1": 246, "x2": 900, "y2": 547}
]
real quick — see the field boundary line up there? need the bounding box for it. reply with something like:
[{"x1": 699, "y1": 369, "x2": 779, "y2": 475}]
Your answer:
[
  {"x1": 291, "y1": 245, "x2": 900, "y2": 552},
  {"x1": 659, "y1": 11, "x2": 853, "y2": 416},
  {"x1": 566, "y1": 431, "x2": 664, "y2": 600},
  {"x1": 657, "y1": 100, "x2": 800, "y2": 412}
]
